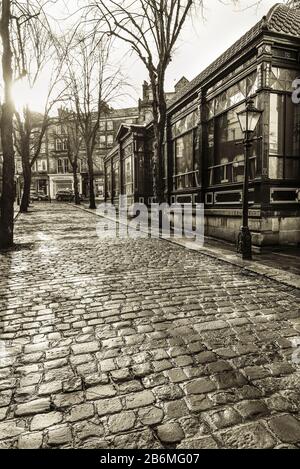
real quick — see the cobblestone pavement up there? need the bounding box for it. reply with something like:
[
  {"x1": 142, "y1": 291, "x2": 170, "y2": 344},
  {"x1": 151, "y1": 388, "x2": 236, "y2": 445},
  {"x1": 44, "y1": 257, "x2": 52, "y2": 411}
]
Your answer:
[{"x1": 0, "y1": 203, "x2": 300, "y2": 449}]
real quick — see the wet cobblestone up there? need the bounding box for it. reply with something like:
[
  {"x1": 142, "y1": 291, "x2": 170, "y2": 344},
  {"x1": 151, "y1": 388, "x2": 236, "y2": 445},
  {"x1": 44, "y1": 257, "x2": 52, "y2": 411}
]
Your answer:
[{"x1": 0, "y1": 203, "x2": 299, "y2": 449}]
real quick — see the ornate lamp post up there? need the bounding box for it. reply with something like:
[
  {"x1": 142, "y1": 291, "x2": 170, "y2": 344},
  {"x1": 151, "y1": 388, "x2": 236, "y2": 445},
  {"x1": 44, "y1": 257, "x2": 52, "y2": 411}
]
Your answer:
[{"x1": 236, "y1": 99, "x2": 263, "y2": 260}]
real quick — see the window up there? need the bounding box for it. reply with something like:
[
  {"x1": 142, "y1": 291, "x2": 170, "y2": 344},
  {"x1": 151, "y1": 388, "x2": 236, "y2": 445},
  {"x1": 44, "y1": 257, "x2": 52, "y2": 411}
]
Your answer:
[
  {"x1": 112, "y1": 160, "x2": 119, "y2": 197},
  {"x1": 122, "y1": 144, "x2": 133, "y2": 195},
  {"x1": 206, "y1": 102, "x2": 260, "y2": 186},
  {"x1": 215, "y1": 105, "x2": 244, "y2": 167},
  {"x1": 269, "y1": 92, "x2": 300, "y2": 179},
  {"x1": 107, "y1": 121, "x2": 114, "y2": 131},
  {"x1": 57, "y1": 158, "x2": 70, "y2": 174},
  {"x1": 105, "y1": 164, "x2": 111, "y2": 198},
  {"x1": 40, "y1": 142, "x2": 46, "y2": 154},
  {"x1": 269, "y1": 67, "x2": 299, "y2": 92},
  {"x1": 173, "y1": 131, "x2": 199, "y2": 190},
  {"x1": 107, "y1": 135, "x2": 114, "y2": 146},
  {"x1": 172, "y1": 110, "x2": 198, "y2": 138},
  {"x1": 37, "y1": 159, "x2": 47, "y2": 172},
  {"x1": 206, "y1": 71, "x2": 259, "y2": 118},
  {"x1": 99, "y1": 121, "x2": 106, "y2": 131},
  {"x1": 56, "y1": 138, "x2": 68, "y2": 151},
  {"x1": 99, "y1": 135, "x2": 106, "y2": 148}
]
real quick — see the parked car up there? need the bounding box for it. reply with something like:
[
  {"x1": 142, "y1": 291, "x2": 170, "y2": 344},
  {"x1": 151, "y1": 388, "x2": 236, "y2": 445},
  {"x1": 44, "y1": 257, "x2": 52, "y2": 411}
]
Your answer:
[
  {"x1": 30, "y1": 191, "x2": 49, "y2": 202},
  {"x1": 56, "y1": 190, "x2": 74, "y2": 202},
  {"x1": 30, "y1": 191, "x2": 39, "y2": 201},
  {"x1": 37, "y1": 192, "x2": 49, "y2": 201}
]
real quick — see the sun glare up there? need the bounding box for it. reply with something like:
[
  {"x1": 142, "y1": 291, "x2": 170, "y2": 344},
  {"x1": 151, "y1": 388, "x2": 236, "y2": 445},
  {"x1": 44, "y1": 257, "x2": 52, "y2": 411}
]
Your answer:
[
  {"x1": 12, "y1": 79, "x2": 34, "y2": 112},
  {"x1": 11, "y1": 71, "x2": 51, "y2": 114}
]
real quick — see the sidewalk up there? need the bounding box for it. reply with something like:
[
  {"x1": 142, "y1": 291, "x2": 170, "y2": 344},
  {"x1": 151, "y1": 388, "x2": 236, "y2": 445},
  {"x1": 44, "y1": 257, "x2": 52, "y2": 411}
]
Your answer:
[{"x1": 78, "y1": 202, "x2": 300, "y2": 290}]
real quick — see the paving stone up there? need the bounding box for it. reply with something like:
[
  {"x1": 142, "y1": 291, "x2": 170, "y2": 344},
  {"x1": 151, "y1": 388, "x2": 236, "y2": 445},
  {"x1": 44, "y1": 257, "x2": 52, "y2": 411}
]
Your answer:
[
  {"x1": 125, "y1": 390, "x2": 155, "y2": 409},
  {"x1": 52, "y1": 392, "x2": 84, "y2": 409},
  {"x1": 194, "y1": 351, "x2": 217, "y2": 364},
  {"x1": 67, "y1": 403, "x2": 94, "y2": 422},
  {"x1": 31, "y1": 411, "x2": 63, "y2": 430},
  {"x1": 195, "y1": 321, "x2": 228, "y2": 332},
  {"x1": 219, "y1": 422, "x2": 276, "y2": 449},
  {"x1": 0, "y1": 420, "x2": 25, "y2": 440},
  {"x1": 153, "y1": 384, "x2": 183, "y2": 401},
  {"x1": 113, "y1": 429, "x2": 160, "y2": 449},
  {"x1": 202, "y1": 407, "x2": 242, "y2": 430},
  {"x1": 96, "y1": 398, "x2": 123, "y2": 416},
  {"x1": 185, "y1": 395, "x2": 214, "y2": 412},
  {"x1": 118, "y1": 380, "x2": 143, "y2": 394},
  {"x1": 108, "y1": 411, "x2": 136, "y2": 434},
  {"x1": 177, "y1": 436, "x2": 218, "y2": 449},
  {"x1": 72, "y1": 342, "x2": 100, "y2": 355},
  {"x1": 86, "y1": 385, "x2": 117, "y2": 401},
  {"x1": 110, "y1": 369, "x2": 131, "y2": 382},
  {"x1": 0, "y1": 408, "x2": 8, "y2": 421},
  {"x1": 235, "y1": 400, "x2": 269, "y2": 420},
  {"x1": 207, "y1": 360, "x2": 233, "y2": 374},
  {"x1": 165, "y1": 400, "x2": 189, "y2": 419},
  {"x1": 132, "y1": 363, "x2": 152, "y2": 377},
  {"x1": 15, "y1": 398, "x2": 51, "y2": 416},
  {"x1": 156, "y1": 422, "x2": 184, "y2": 443},
  {"x1": 48, "y1": 424, "x2": 73, "y2": 446},
  {"x1": 38, "y1": 381, "x2": 62, "y2": 396},
  {"x1": 185, "y1": 378, "x2": 217, "y2": 395},
  {"x1": 268, "y1": 415, "x2": 300, "y2": 443},
  {"x1": 165, "y1": 368, "x2": 188, "y2": 383},
  {"x1": 213, "y1": 371, "x2": 248, "y2": 390},
  {"x1": 138, "y1": 406, "x2": 164, "y2": 425},
  {"x1": 74, "y1": 421, "x2": 104, "y2": 441},
  {"x1": 18, "y1": 432, "x2": 43, "y2": 449}
]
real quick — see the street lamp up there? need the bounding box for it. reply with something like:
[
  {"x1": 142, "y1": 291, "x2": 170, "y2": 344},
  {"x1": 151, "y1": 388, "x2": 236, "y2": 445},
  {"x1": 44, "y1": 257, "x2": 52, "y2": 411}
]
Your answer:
[{"x1": 236, "y1": 99, "x2": 263, "y2": 260}]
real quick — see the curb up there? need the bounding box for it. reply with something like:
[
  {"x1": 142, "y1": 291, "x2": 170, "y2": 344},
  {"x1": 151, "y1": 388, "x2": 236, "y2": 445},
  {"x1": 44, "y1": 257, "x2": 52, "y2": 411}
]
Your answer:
[{"x1": 72, "y1": 203, "x2": 300, "y2": 291}]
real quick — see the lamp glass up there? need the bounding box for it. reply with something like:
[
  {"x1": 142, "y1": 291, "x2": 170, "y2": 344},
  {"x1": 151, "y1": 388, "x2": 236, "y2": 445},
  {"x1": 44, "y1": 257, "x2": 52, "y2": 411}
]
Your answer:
[
  {"x1": 237, "y1": 102, "x2": 262, "y2": 133},
  {"x1": 247, "y1": 111, "x2": 261, "y2": 132}
]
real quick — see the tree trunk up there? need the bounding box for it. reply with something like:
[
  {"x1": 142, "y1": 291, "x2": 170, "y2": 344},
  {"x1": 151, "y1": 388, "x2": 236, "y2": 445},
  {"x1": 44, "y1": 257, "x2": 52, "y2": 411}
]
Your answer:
[
  {"x1": 20, "y1": 157, "x2": 31, "y2": 213},
  {"x1": 151, "y1": 76, "x2": 167, "y2": 204},
  {"x1": 87, "y1": 148, "x2": 96, "y2": 209},
  {"x1": 0, "y1": 0, "x2": 15, "y2": 249},
  {"x1": 73, "y1": 162, "x2": 80, "y2": 205}
]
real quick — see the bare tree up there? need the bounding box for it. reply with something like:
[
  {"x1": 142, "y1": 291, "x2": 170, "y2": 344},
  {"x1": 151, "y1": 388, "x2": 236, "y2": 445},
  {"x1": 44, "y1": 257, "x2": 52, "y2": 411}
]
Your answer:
[
  {"x1": 0, "y1": 0, "x2": 60, "y2": 246},
  {"x1": 12, "y1": 3, "x2": 64, "y2": 213},
  {"x1": 60, "y1": 33, "x2": 126, "y2": 209},
  {"x1": 14, "y1": 66, "x2": 65, "y2": 213},
  {"x1": 0, "y1": 0, "x2": 15, "y2": 248},
  {"x1": 88, "y1": 0, "x2": 240, "y2": 202}
]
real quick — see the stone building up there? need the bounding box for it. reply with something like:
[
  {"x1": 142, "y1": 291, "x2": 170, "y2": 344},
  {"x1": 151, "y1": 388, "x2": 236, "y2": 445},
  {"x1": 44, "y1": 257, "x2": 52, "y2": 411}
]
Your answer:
[{"x1": 104, "y1": 3, "x2": 300, "y2": 248}]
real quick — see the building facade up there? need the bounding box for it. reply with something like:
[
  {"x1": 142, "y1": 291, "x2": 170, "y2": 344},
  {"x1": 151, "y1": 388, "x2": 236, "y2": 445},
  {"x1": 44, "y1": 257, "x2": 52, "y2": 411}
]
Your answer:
[
  {"x1": 11, "y1": 82, "x2": 155, "y2": 201},
  {"x1": 104, "y1": 3, "x2": 300, "y2": 248}
]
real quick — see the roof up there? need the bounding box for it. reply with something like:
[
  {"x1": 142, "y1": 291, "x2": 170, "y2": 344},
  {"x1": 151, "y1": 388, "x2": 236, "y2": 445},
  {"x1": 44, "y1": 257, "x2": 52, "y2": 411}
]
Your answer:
[{"x1": 167, "y1": 4, "x2": 300, "y2": 110}]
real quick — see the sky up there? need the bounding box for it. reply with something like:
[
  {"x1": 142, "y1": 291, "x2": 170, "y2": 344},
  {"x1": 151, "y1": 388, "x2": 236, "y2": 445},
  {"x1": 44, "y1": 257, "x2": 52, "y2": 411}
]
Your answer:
[{"x1": 11, "y1": 0, "x2": 287, "y2": 112}]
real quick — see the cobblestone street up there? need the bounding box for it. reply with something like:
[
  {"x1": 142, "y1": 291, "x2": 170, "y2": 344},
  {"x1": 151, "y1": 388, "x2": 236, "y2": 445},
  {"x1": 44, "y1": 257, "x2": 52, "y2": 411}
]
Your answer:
[{"x1": 0, "y1": 203, "x2": 300, "y2": 449}]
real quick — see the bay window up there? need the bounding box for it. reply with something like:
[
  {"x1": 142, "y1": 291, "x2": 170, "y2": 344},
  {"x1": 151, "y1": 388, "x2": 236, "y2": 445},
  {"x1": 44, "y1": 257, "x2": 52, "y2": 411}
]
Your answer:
[{"x1": 269, "y1": 92, "x2": 300, "y2": 179}]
